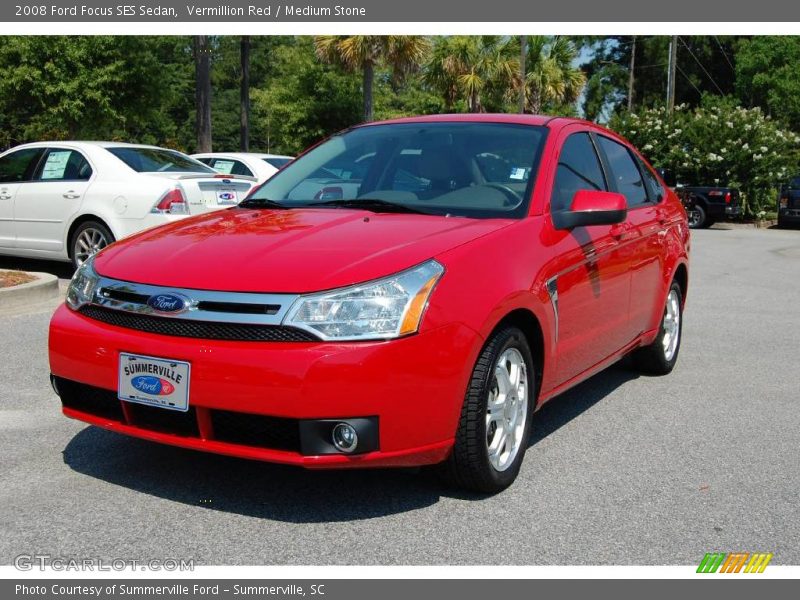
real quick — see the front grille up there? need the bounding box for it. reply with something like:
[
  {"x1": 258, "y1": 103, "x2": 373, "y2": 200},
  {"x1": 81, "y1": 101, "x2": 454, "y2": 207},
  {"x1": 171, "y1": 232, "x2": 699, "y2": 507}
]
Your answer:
[
  {"x1": 57, "y1": 378, "x2": 125, "y2": 421},
  {"x1": 126, "y1": 403, "x2": 200, "y2": 437},
  {"x1": 56, "y1": 379, "x2": 303, "y2": 453},
  {"x1": 78, "y1": 305, "x2": 318, "y2": 342},
  {"x1": 212, "y1": 410, "x2": 301, "y2": 452}
]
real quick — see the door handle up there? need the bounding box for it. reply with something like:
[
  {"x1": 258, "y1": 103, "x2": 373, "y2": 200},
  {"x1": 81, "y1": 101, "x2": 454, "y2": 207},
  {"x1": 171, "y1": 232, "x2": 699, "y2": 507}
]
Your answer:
[
  {"x1": 63, "y1": 191, "x2": 81, "y2": 199},
  {"x1": 0, "y1": 194, "x2": 11, "y2": 200}
]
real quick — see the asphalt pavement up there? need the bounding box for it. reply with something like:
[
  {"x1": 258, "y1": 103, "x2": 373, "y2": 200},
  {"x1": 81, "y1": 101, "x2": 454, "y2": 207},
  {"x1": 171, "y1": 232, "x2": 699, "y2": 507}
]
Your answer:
[{"x1": 0, "y1": 225, "x2": 798, "y2": 565}]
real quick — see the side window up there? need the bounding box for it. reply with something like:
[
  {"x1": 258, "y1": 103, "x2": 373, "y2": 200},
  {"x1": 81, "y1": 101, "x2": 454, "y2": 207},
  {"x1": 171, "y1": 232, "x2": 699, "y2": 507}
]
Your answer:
[
  {"x1": 210, "y1": 159, "x2": 254, "y2": 177},
  {"x1": 37, "y1": 149, "x2": 92, "y2": 181},
  {"x1": 596, "y1": 136, "x2": 648, "y2": 207},
  {"x1": 637, "y1": 157, "x2": 664, "y2": 203},
  {"x1": 0, "y1": 148, "x2": 45, "y2": 183},
  {"x1": 551, "y1": 132, "x2": 606, "y2": 213}
]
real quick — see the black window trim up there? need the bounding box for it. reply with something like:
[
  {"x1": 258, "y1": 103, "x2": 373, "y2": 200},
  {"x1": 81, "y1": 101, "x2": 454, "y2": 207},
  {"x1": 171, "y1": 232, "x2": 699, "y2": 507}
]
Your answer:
[
  {"x1": 32, "y1": 147, "x2": 94, "y2": 183},
  {"x1": 592, "y1": 133, "x2": 652, "y2": 210}
]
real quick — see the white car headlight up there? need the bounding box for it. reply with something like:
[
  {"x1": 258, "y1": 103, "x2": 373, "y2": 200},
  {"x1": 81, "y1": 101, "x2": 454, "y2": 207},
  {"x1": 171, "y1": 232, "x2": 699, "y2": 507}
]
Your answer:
[
  {"x1": 65, "y1": 255, "x2": 100, "y2": 310},
  {"x1": 284, "y1": 260, "x2": 444, "y2": 341}
]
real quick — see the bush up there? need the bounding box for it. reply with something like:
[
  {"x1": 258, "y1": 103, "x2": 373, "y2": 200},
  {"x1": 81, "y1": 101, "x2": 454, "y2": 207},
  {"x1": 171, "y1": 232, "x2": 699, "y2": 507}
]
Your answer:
[{"x1": 609, "y1": 95, "x2": 800, "y2": 216}]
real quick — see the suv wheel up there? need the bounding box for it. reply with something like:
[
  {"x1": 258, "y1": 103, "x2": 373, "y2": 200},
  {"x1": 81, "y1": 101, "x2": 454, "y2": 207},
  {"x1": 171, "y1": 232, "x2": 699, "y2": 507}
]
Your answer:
[
  {"x1": 441, "y1": 325, "x2": 535, "y2": 493},
  {"x1": 687, "y1": 204, "x2": 707, "y2": 229},
  {"x1": 70, "y1": 221, "x2": 114, "y2": 269},
  {"x1": 633, "y1": 282, "x2": 683, "y2": 375}
]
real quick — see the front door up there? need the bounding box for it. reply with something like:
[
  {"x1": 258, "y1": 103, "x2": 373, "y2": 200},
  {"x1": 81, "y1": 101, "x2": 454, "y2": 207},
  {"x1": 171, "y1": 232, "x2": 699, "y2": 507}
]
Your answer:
[
  {"x1": 0, "y1": 147, "x2": 46, "y2": 251},
  {"x1": 13, "y1": 148, "x2": 93, "y2": 254}
]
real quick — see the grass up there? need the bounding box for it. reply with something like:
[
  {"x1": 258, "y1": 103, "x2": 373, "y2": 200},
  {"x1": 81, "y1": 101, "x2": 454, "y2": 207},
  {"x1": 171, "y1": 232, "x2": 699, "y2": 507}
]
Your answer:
[{"x1": 0, "y1": 270, "x2": 36, "y2": 288}]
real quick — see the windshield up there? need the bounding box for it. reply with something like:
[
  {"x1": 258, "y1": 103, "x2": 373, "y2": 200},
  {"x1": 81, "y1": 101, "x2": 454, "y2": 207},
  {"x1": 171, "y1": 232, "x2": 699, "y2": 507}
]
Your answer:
[
  {"x1": 107, "y1": 147, "x2": 216, "y2": 174},
  {"x1": 248, "y1": 122, "x2": 548, "y2": 218}
]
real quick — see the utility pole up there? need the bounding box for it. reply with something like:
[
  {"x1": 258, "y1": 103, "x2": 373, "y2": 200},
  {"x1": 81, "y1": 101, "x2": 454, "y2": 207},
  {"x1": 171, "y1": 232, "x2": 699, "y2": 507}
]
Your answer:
[
  {"x1": 666, "y1": 35, "x2": 677, "y2": 114},
  {"x1": 627, "y1": 35, "x2": 636, "y2": 111},
  {"x1": 239, "y1": 36, "x2": 251, "y2": 152},
  {"x1": 519, "y1": 35, "x2": 527, "y2": 113}
]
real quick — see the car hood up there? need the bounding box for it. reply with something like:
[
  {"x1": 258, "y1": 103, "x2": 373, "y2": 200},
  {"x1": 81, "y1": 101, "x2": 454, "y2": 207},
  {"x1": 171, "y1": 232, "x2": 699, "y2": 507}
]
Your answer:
[{"x1": 95, "y1": 208, "x2": 514, "y2": 293}]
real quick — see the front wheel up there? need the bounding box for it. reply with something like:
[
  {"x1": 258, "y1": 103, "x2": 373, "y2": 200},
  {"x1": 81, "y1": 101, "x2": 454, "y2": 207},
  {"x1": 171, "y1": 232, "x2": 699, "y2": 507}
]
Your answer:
[
  {"x1": 633, "y1": 282, "x2": 683, "y2": 375},
  {"x1": 441, "y1": 326, "x2": 535, "y2": 493},
  {"x1": 70, "y1": 221, "x2": 114, "y2": 269}
]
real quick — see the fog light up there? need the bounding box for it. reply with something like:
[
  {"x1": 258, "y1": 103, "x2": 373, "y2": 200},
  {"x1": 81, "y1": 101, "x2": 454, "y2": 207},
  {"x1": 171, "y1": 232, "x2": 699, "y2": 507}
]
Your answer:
[{"x1": 331, "y1": 422, "x2": 358, "y2": 453}]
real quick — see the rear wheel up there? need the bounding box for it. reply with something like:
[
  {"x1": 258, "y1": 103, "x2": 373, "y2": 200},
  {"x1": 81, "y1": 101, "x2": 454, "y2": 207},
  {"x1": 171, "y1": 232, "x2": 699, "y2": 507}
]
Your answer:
[
  {"x1": 441, "y1": 326, "x2": 535, "y2": 493},
  {"x1": 633, "y1": 282, "x2": 683, "y2": 375},
  {"x1": 70, "y1": 221, "x2": 114, "y2": 269},
  {"x1": 687, "y1": 204, "x2": 707, "y2": 229}
]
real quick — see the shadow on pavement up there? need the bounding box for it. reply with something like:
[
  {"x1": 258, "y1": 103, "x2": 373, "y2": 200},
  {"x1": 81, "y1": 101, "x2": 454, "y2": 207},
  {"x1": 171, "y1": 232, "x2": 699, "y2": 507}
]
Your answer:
[
  {"x1": 0, "y1": 256, "x2": 74, "y2": 280},
  {"x1": 62, "y1": 364, "x2": 638, "y2": 522}
]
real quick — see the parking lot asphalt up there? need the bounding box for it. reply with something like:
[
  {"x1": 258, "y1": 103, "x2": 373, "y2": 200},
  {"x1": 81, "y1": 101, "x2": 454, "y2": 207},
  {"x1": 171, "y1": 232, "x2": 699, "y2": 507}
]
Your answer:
[{"x1": 0, "y1": 225, "x2": 798, "y2": 566}]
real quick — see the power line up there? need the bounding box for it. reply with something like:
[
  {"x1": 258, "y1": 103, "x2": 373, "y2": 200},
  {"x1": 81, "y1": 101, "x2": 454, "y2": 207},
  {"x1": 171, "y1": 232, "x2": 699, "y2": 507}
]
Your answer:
[
  {"x1": 678, "y1": 36, "x2": 725, "y2": 95},
  {"x1": 676, "y1": 64, "x2": 704, "y2": 97},
  {"x1": 714, "y1": 35, "x2": 735, "y2": 72}
]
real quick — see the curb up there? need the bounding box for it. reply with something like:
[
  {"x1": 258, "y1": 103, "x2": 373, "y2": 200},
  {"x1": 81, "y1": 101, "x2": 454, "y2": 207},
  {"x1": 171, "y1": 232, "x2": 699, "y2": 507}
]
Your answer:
[{"x1": 0, "y1": 271, "x2": 61, "y2": 311}]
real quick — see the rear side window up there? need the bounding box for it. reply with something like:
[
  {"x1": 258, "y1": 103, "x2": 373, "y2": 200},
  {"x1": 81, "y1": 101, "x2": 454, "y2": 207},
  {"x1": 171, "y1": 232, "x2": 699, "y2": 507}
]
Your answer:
[
  {"x1": 551, "y1": 132, "x2": 607, "y2": 212},
  {"x1": 596, "y1": 136, "x2": 648, "y2": 207},
  {"x1": 636, "y1": 157, "x2": 664, "y2": 203},
  {"x1": 36, "y1": 149, "x2": 93, "y2": 181},
  {"x1": 209, "y1": 158, "x2": 254, "y2": 177},
  {"x1": 0, "y1": 148, "x2": 45, "y2": 183},
  {"x1": 263, "y1": 157, "x2": 292, "y2": 169},
  {"x1": 107, "y1": 147, "x2": 215, "y2": 174}
]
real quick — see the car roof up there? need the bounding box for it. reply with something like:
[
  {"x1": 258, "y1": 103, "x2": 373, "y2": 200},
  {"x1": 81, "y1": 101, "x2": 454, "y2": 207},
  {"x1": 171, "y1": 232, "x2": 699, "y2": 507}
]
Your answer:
[{"x1": 6, "y1": 141, "x2": 170, "y2": 151}]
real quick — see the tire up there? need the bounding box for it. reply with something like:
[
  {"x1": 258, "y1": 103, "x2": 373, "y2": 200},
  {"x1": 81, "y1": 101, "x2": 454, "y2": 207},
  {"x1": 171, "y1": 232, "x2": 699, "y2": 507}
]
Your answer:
[
  {"x1": 687, "y1": 204, "x2": 707, "y2": 229},
  {"x1": 440, "y1": 325, "x2": 535, "y2": 493},
  {"x1": 70, "y1": 221, "x2": 115, "y2": 269},
  {"x1": 633, "y1": 282, "x2": 683, "y2": 375}
]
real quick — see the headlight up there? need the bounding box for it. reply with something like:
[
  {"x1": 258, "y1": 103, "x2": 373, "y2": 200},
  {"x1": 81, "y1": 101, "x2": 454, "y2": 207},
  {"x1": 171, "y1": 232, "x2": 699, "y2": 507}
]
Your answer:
[
  {"x1": 284, "y1": 260, "x2": 444, "y2": 341},
  {"x1": 65, "y1": 255, "x2": 100, "y2": 310}
]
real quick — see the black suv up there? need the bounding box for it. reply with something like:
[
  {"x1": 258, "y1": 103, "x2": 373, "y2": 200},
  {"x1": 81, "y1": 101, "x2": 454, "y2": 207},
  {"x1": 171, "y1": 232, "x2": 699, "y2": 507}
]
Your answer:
[{"x1": 778, "y1": 176, "x2": 800, "y2": 228}]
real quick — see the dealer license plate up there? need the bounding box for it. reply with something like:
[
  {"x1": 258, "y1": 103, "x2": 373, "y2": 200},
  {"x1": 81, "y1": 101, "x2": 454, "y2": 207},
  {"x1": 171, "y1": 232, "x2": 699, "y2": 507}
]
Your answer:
[{"x1": 118, "y1": 353, "x2": 191, "y2": 412}]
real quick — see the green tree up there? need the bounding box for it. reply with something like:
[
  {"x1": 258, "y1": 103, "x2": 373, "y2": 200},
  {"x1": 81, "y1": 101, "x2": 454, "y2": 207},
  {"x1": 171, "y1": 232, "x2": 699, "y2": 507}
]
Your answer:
[
  {"x1": 736, "y1": 36, "x2": 800, "y2": 131},
  {"x1": 423, "y1": 36, "x2": 517, "y2": 113},
  {"x1": 523, "y1": 36, "x2": 585, "y2": 114},
  {"x1": 313, "y1": 35, "x2": 430, "y2": 122}
]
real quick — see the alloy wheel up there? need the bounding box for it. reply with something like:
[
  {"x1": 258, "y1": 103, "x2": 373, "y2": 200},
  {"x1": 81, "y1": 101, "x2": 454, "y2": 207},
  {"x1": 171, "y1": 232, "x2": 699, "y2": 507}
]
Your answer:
[{"x1": 486, "y1": 347, "x2": 529, "y2": 472}]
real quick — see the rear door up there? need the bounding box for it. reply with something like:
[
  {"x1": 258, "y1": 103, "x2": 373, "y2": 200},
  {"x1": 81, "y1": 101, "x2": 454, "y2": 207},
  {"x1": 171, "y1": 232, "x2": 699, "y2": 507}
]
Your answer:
[
  {"x1": 546, "y1": 128, "x2": 635, "y2": 385},
  {"x1": 594, "y1": 135, "x2": 662, "y2": 340},
  {"x1": 13, "y1": 148, "x2": 93, "y2": 253},
  {"x1": 0, "y1": 147, "x2": 46, "y2": 251}
]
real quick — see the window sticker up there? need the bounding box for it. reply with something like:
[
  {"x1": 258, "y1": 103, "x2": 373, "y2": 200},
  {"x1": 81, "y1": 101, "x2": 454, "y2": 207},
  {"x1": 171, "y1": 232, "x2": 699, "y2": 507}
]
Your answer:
[
  {"x1": 213, "y1": 160, "x2": 235, "y2": 174},
  {"x1": 41, "y1": 151, "x2": 72, "y2": 180},
  {"x1": 509, "y1": 167, "x2": 529, "y2": 181}
]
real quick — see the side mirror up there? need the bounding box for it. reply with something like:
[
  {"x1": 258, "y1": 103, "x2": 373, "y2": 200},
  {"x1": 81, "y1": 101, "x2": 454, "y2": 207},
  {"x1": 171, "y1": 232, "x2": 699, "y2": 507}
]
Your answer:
[
  {"x1": 553, "y1": 190, "x2": 627, "y2": 230},
  {"x1": 656, "y1": 168, "x2": 677, "y2": 187}
]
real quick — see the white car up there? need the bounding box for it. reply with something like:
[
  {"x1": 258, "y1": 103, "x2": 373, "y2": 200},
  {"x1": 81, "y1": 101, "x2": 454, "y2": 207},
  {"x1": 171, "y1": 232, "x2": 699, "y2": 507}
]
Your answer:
[
  {"x1": 0, "y1": 142, "x2": 256, "y2": 268},
  {"x1": 192, "y1": 152, "x2": 294, "y2": 184}
]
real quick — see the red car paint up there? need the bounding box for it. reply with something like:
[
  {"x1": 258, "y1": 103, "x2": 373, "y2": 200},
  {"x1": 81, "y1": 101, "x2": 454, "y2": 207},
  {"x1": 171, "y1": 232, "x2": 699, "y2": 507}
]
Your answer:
[{"x1": 49, "y1": 114, "x2": 689, "y2": 469}]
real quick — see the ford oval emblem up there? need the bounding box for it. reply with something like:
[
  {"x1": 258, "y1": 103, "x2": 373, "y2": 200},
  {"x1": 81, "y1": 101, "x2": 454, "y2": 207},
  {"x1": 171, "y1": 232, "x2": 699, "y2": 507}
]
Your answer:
[
  {"x1": 131, "y1": 375, "x2": 175, "y2": 396},
  {"x1": 146, "y1": 293, "x2": 188, "y2": 314}
]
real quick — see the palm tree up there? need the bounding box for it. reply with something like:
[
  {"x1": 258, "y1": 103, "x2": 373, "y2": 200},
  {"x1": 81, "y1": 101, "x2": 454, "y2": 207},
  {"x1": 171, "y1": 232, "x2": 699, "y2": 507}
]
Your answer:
[
  {"x1": 314, "y1": 35, "x2": 430, "y2": 122},
  {"x1": 424, "y1": 36, "x2": 518, "y2": 113},
  {"x1": 522, "y1": 36, "x2": 585, "y2": 114}
]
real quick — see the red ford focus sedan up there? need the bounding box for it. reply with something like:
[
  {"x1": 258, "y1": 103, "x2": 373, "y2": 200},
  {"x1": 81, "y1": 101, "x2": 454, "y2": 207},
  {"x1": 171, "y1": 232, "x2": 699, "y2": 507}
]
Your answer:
[{"x1": 49, "y1": 115, "x2": 689, "y2": 493}]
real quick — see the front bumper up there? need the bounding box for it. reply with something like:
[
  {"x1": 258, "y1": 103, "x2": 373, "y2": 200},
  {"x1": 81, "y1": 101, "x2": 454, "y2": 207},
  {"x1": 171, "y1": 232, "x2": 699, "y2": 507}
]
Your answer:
[{"x1": 49, "y1": 304, "x2": 481, "y2": 468}]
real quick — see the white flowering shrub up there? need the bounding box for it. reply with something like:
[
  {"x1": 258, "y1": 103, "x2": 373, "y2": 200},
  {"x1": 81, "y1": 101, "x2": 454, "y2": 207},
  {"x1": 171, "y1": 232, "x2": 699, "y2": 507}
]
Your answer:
[{"x1": 610, "y1": 96, "x2": 800, "y2": 216}]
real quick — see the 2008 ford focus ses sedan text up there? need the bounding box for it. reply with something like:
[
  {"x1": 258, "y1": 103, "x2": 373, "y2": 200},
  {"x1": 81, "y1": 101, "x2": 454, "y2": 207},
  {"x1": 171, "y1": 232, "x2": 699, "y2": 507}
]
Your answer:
[{"x1": 49, "y1": 115, "x2": 689, "y2": 493}]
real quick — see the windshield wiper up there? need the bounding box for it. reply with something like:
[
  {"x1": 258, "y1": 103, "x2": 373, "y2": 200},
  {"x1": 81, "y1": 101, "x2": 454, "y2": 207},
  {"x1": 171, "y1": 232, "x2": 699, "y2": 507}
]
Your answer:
[
  {"x1": 307, "y1": 198, "x2": 433, "y2": 215},
  {"x1": 238, "y1": 198, "x2": 292, "y2": 209}
]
